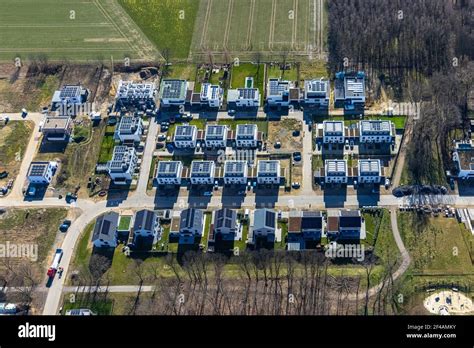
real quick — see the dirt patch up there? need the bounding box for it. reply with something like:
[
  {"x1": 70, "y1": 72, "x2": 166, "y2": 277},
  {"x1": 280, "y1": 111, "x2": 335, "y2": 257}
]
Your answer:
[
  {"x1": 268, "y1": 119, "x2": 303, "y2": 154},
  {"x1": 0, "y1": 62, "x2": 115, "y2": 113}
]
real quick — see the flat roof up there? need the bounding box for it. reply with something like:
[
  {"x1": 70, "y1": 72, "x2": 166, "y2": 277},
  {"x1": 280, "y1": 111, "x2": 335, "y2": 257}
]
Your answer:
[
  {"x1": 160, "y1": 79, "x2": 187, "y2": 100},
  {"x1": 325, "y1": 160, "x2": 347, "y2": 173},
  {"x1": 42, "y1": 116, "x2": 70, "y2": 130},
  {"x1": 323, "y1": 121, "x2": 344, "y2": 134}
]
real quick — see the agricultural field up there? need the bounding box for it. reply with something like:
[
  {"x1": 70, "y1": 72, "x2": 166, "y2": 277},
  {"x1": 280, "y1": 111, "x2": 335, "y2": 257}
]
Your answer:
[
  {"x1": 190, "y1": 0, "x2": 327, "y2": 61},
  {"x1": 0, "y1": 0, "x2": 157, "y2": 62},
  {"x1": 118, "y1": 0, "x2": 200, "y2": 60}
]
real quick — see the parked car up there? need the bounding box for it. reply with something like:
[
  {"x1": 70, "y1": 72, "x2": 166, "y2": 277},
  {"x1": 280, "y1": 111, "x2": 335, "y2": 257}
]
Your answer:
[
  {"x1": 59, "y1": 220, "x2": 72, "y2": 232},
  {"x1": 274, "y1": 141, "x2": 281, "y2": 149},
  {"x1": 0, "y1": 171, "x2": 8, "y2": 179},
  {"x1": 292, "y1": 182, "x2": 301, "y2": 189},
  {"x1": 293, "y1": 152, "x2": 302, "y2": 161},
  {"x1": 292, "y1": 130, "x2": 300, "y2": 137},
  {"x1": 308, "y1": 121, "x2": 312, "y2": 132},
  {"x1": 166, "y1": 143, "x2": 174, "y2": 153},
  {"x1": 156, "y1": 142, "x2": 165, "y2": 149},
  {"x1": 157, "y1": 134, "x2": 166, "y2": 142},
  {"x1": 228, "y1": 109, "x2": 236, "y2": 115}
]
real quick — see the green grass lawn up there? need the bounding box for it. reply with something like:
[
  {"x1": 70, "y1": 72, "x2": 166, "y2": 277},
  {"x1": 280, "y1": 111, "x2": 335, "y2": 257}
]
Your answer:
[
  {"x1": 118, "y1": 0, "x2": 200, "y2": 60},
  {"x1": 164, "y1": 63, "x2": 197, "y2": 80},
  {"x1": 231, "y1": 63, "x2": 265, "y2": 105},
  {"x1": 98, "y1": 133, "x2": 115, "y2": 164},
  {"x1": 398, "y1": 213, "x2": 473, "y2": 275},
  {"x1": 267, "y1": 64, "x2": 298, "y2": 82},
  {"x1": 167, "y1": 118, "x2": 207, "y2": 137},
  {"x1": 63, "y1": 293, "x2": 113, "y2": 315},
  {"x1": 118, "y1": 216, "x2": 132, "y2": 231}
]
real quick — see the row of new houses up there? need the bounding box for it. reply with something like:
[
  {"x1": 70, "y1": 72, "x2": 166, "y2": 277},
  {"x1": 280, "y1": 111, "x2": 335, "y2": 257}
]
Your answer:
[
  {"x1": 317, "y1": 159, "x2": 385, "y2": 185},
  {"x1": 173, "y1": 123, "x2": 262, "y2": 149},
  {"x1": 155, "y1": 160, "x2": 282, "y2": 186},
  {"x1": 44, "y1": 70, "x2": 365, "y2": 116},
  {"x1": 158, "y1": 71, "x2": 365, "y2": 110},
  {"x1": 92, "y1": 209, "x2": 160, "y2": 249},
  {"x1": 317, "y1": 120, "x2": 396, "y2": 145}
]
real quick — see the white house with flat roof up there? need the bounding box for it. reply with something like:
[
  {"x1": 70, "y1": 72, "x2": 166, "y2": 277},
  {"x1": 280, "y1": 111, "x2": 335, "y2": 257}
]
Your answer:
[
  {"x1": 173, "y1": 125, "x2": 197, "y2": 148},
  {"x1": 41, "y1": 116, "x2": 72, "y2": 142},
  {"x1": 236, "y1": 124, "x2": 258, "y2": 148},
  {"x1": 155, "y1": 161, "x2": 183, "y2": 185},
  {"x1": 323, "y1": 121, "x2": 345, "y2": 144},
  {"x1": 358, "y1": 159, "x2": 382, "y2": 184},
  {"x1": 257, "y1": 160, "x2": 281, "y2": 185},
  {"x1": 27, "y1": 161, "x2": 56, "y2": 185},
  {"x1": 227, "y1": 88, "x2": 260, "y2": 107},
  {"x1": 51, "y1": 85, "x2": 89, "y2": 114},
  {"x1": 223, "y1": 160, "x2": 248, "y2": 185},
  {"x1": 359, "y1": 120, "x2": 394, "y2": 143},
  {"x1": 190, "y1": 161, "x2": 215, "y2": 185},
  {"x1": 204, "y1": 124, "x2": 227, "y2": 148},
  {"x1": 115, "y1": 116, "x2": 143, "y2": 143},
  {"x1": 159, "y1": 79, "x2": 188, "y2": 106},
  {"x1": 115, "y1": 81, "x2": 157, "y2": 110},
  {"x1": 304, "y1": 79, "x2": 330, "y2": 107},
  {"x1": 334, "y1": 72, "x2": 366, "y2": 111},
  {"x1": 453, "y1": 141, "x2": 474, "y2": 179},
  {"x1": 325, "y1": 159, "x2": 348, "y2": 184},
  {"x1": 107, "y1": 146, "x2": 138, "y2": 184},
  {"x1": 266, "y1": 79, "x2": 292, "y2": 106},
  {"x1": 200, "y1": 83, "x2": 223, "y2": 108}
]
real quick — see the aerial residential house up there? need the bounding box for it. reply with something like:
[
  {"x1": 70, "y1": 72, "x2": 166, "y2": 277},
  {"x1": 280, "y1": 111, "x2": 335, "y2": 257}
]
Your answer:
[
  {"x1": 452, "y1": 141, "x2": 474, "y2": 179},
  {"x1": 358, "y1": 159, "x2": 383, "y2": 184},
  {"x1": 223, "y1": 160, "x2": 248, "y2": 185},
  {"x1": 252, "y1": 209, "x2": 276, "y2": 244},
  {"x1": 338, "y1": 210, "x2": 362, "y2": 240},
  {"x1": 159, "y1": 79, "x2": 188, "y2": 106},
  {"x1": 51, "y1": 85, "x2": 89, "y2": 114},
  {"x1": 115, "y1": 116, "x2": 143, "y2": 143},
  {"x1": 323, "y1": 121, "x2": 345, "y2": 144},
  {"x1": 170, "y1": 208, "x2": 204, "y2": 244},
  {"x1": 288, "y1": 211, "x2": 324, "y2": 249},
  {"x1": 326, "y1": 215, "x2": 340, "y2": 239},
  {"x1": 115, "y1": 81, "x2": 157, "y2": 110},
  {"x1": 359, "y1": 120, "x2": 395, "y2": 144},
  {"x1": 27, "y1": 161, "x2": 57, "y2": 185},
  {"x1": 266, "y1": 78, "x2": 292, "y2": 107},
  {"x1": 204, "y1": 124, "x2": 228, "y2": 148},
  {"x1": 257, "y1": 160, "x2": 281, "y2": 185},
  {"x1": 132, "y1": 209, "x2": 160, "y2": 250},
  {"x1": 324, "y1": 159, "x2": 348, "y2": 184},
  {"x1": 106, "y1": 146, "x2": 138, "y2": 184},
  {"x1": 41, "y1": 116, "x2": 72, "y2": 142},
  {"x1": 173, "y1": 125, "x2": 197, "y2": 148},
  {"x1": 227, "y1": 88, "x2": 260, "y2": 107},
  {"x1": 212, "y1": 208, "x2": 239, "y2": 241},
  {"x1": 200, "y1": 83, "x2": 223, "y2": 108},
  {"x1": 304, "y1": 79, "x2": 330, "y2": 107},
  {"x1": 92, "y1": 212, "x2": 119, "y2": 248},
  {"x1": 235, "y1": 124, "x2": 258, "y2": 148},
  {"x1": 190, "y1": 160, "x2": 216, "y2": 185},
  {"x1": 155, "y1": 161, "x2": 183, "y2": 186},
  {"x1": 334, "y1": 71, "x2": 366, "y2": 112}
]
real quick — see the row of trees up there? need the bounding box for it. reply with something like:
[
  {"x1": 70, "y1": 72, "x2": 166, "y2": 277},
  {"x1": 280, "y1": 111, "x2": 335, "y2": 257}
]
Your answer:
[{"x1": 76, "y1": 250, "x2": 401, "y2": 315}]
